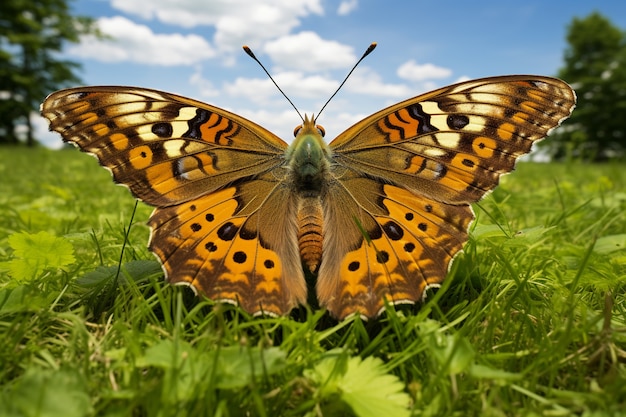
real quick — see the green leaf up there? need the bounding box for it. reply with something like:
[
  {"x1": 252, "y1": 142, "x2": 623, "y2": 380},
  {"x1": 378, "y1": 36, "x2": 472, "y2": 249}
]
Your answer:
[
  {"x1": 6, "y1": 231, "x2": 75, "y2": 280},
  {"x1": 470, "y1": 224, "x2": 508, "y2": 240},
  {"x1": 0, "y1": 368, "x2": 92, "y2": 417},
  {"x1": 76, "y1": 259, "x2": 162, "y2": 288},
  {"x1": 506, "y1": 226, "x2": 554, "y2": 247},
  {"x1": 135, "y1": 339, "x2": 209, "y2": 402},
  {"x1": 135, "y1": 340, "x2": 287, "y2": 395},
  {"x1": 307, "y1": 352, "x2": 411, "y2": 417},
  {"x1": 593, "y1": 234, "x2": 626, "y2": 255},
  {"x1": 0, "y1": 285, "x2": 52, "y2": 313},
  {"x1": 469, "y1": 364, "x2": 523, "y2": 381},
  {"x1": 135, "y1": 339, "x2": 189, "y2": 369},
  {"x1": 214, "y1": 345, "x2": 287, "y2": 389},
  {"x1": 75, "y1": 260, "x2": 163, "y2": 320},
  {"x1": 429, "y1": 333, "x2": 475, "y2": 375}
]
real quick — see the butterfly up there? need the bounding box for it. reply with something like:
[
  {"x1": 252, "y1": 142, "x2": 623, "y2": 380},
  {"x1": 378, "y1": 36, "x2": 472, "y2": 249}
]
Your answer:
[{"x1": 41, "y1": 51, "x2": 575, "y2": 319}]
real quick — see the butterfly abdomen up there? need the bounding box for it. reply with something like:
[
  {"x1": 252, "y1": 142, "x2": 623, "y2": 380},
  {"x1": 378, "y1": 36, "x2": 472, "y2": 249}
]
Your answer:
[{"x1": 297, "y1": 196, "x2": 324, "y2": 273}]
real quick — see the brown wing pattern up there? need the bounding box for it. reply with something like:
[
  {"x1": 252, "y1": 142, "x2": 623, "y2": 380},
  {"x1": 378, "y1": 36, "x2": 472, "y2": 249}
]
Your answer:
[
  {"x1": 319, "y1": 76, "x2": 575, "y2": 318},
  {"x1": 318, "y1": 173, "x2": 473, "y2": 319},
  {"x1": 42, "y1": 87, "x2": 306, "y2": 316},
  {"x1": 330, "y1": 76, "x2": 576, "y2": 204},
  {"x1": 149, "y1": 172, "x2": 306, "y2": 316},
  {"x1": 42, "y1": 76, "x2": 576, "y2": 320},
  {"x1": 42, "y1": 87, "x2": 288, "y2": 206}
]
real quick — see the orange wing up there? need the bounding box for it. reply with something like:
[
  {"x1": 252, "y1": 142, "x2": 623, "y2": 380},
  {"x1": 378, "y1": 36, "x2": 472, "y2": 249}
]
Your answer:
[
  {"x1": 42, "y1": 87, "x2": 306, "y2": 316},
  {"x1": 42, "y1": 87, "x2": 288, "y2": 206},
  {"x1": 317, "y1": 76, "x2": 576, "y2": 318}
]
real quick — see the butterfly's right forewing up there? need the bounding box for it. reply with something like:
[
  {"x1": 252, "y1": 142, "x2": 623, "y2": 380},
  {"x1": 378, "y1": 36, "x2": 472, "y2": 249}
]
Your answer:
[{"x1": 317, "y1": 76, "x2": 575, "y2": 318}]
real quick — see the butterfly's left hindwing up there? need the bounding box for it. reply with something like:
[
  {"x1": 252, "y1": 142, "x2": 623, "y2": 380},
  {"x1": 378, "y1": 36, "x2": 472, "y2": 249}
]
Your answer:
[
  {"x1": 149, "y1": 172, "x2": 306, "y2": 316},
  {"x1": 42, "y1": 87, "x2": 307, "y2": 316}
]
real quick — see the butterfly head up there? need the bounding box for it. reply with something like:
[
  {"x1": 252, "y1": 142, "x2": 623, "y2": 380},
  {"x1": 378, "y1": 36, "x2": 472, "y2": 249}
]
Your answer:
[
  {"x1": 293, "y1": 114, "x2": 325, "y2": 138},
  {"x1": 287, "y1": 114, "x2": 331, "y2": 190}
]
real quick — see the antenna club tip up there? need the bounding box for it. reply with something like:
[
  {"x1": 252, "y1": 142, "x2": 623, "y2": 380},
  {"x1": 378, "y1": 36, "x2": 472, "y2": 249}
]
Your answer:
[
  {"x1": 365, "y1": 42, "x2": 377, "y2": 56},
  {"x1": 242, "y1": 45, "x2": 255, "y2": 58}
]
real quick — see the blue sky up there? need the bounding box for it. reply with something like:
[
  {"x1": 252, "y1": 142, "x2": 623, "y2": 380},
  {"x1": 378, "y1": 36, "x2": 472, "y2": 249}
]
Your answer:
[{"x1": 37, "y1": 0, "x2": 626, "y2": 148}]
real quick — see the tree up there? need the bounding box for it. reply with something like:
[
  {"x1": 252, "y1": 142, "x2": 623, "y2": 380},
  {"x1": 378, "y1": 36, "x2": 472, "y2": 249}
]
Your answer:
[
  {"x1": 0, "y1": 0, "x2": 98, "y2": 146},
  {"x1": 544, "y1": 12, "x2": 626, "y2": 161}
]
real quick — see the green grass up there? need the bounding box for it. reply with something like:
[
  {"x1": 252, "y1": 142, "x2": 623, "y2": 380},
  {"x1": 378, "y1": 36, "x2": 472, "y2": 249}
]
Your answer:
[{"x1": 1, "y1": 146, "x2": 625, "y2": 416}]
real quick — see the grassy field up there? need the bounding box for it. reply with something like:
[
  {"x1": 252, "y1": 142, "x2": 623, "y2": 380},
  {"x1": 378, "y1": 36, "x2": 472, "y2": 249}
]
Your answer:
[{"x1": 1, "y1": 146, "x2": 625, "y2": 416}]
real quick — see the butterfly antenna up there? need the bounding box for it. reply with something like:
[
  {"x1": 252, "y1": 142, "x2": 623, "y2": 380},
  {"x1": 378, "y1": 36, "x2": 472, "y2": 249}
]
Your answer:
[
  {"x1": 243, "y1": 45, "x2": 304, "y2": 122},
  {"x1": 315, "y1": 42, "x2": 377, "y2": 122}
]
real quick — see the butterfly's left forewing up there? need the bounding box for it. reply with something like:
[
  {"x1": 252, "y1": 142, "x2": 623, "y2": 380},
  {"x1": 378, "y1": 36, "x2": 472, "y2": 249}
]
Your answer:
[
  {"x1": 42, "y1": 87, "x2": 307, "y2": 316},
  {"x1": 42, "y1": 87, "x2": 287, "y2": 206},
  {"x1": 319, "y1": 76, "x2": 575, "y2": 318}
]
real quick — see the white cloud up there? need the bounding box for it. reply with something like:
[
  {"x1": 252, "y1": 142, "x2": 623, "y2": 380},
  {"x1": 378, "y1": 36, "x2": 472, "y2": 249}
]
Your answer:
[
  {"x1": 345, "y1": 67, "x2": 412, "y2": 98},
  {"x1": 236, "y1": 108, "x2": 305, "y2": 141},
  {"x1": 189, "y1": 66, "x2": 220, "y2": 98},
  {"x1": 69, "y1": 16, "x2": 215, "y2": 66},
  {"x1": 320, "y1": 110, "x2": 368, "y2": 138},
  {"x1": 110, "y1": 0, "x2": 324, "y2": 51},
  {"x1": 263, "y1": 32, "x2": 356, "y2": 71},
  {"x1": 337, "y1": 0, "x2": 358, "y2": 15},
  {"x1": 224, "y1": 72, "x2": 339, "y2": 104},
  {"x1": 397, "y1": 59, "x2": 452, "y2": 81},
  {"x1": 233, "y1": 108, "x2": 373, "y2": 145}
]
